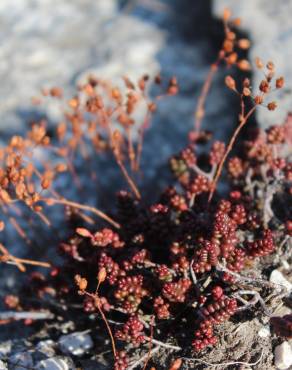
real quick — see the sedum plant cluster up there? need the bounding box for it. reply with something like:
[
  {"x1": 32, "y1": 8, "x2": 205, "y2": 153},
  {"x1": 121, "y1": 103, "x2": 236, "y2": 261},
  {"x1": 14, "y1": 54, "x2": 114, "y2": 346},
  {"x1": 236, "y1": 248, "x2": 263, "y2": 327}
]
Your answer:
[{"x1": 1, "y1": 9, "x2": 291, "y2": 370}]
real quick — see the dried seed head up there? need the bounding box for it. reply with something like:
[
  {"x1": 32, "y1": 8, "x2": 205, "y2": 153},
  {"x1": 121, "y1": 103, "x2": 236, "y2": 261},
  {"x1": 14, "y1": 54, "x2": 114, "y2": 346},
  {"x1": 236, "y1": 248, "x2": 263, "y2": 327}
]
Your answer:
[
  {"x1": 254, "y1": 95, "x2": 264, "y2": 105},
  {"x1": 259, "y1": 80, "x2": 270, "y2": 93},
  {"x1": 41, "y1": 178, "x2": 51, "y2": 190},
  {"x1": 226, "y1": 52, "x2": 238, "y2": 65},
  {"x1": 255, "y1": 57, "x2": 264, "y2": 69},
  {"x1": 267, "y1": 101, "x2": 277, "y2": 111},
  {"x1": 225, "y1": 76, "x2": 236, "y2": 91},
  {"x1": 237, "y1": 39, "x2": 250, "y2": 49},
  {"x1": 74, "y1": 274, "x2": 88, "y2": 292},
  {"x1": 237, "y1": 60, "x2": 251, "y2": 71},
  {"x1": 111, "y1": 88, "x2": 122, "y2": 101},
  {"x1": 0, "y1": 221, "x2": 5, "y2": 232},
  {"x1": 98, "y1": 267, "x2": 107, "y2": 283},
  {"x1": 276, "y1": 77, "x2": 285, "y2": 89},
  {"x1": 76, "y1": 228, "x2": 92, "y2": 238},
  {"x1": 68, "y1": 97, "x2": 79, "y2": 109},
  {"x1": 266, "y1": 61, "x2": 275, "y2": 71},
  {"x1": 50, "y1": 87, "x2": 63, "y2": 98},
  {"x1": 223, "y1": 8, "x2": 232, "y2": 21},
  {"x1": 243, "y1": 78, "x2": 250, "y2": 87},
  {"x1": 243, "y1": 87, "x2": 251, "y2": 97},
  {"x1": 223, "y1": 40, "x2": 234, "y2": 53},
  {"x1": 226, "y1": 31, "x2": 236, "y2": 41},
  {"x1": 232, "y1": 17, "x2": 241, "y2": 26},
  {"x1": 55, "y1": 163, "x2": 67, "y2": 173}
]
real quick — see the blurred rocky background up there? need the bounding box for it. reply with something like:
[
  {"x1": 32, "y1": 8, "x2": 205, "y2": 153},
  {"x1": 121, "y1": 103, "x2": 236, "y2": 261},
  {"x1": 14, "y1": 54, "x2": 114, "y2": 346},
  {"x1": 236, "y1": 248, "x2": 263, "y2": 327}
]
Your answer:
[{"x1": 0, "y1": 0, "x2": 290, "y2": 366}]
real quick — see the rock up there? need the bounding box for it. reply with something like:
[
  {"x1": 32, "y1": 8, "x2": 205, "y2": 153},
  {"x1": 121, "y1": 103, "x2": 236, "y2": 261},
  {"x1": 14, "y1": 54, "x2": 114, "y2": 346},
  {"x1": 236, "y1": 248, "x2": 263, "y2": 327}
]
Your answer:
[
  {"x1": 270, "y1": 270, "x2": 292, "y2": 292},
  {"x1": 35, "y1": 340, "x2": 56, "y2": 358},
  {"x1": 58, "y1": 332, "x2": 93, "y2": 356},
  {"x1": 258, "y1": 326, "x2": 270, "y2": 338},
  {"x1": 8, "y1": 351, "x2": 33, "y2": 370},
  {"x1": 0, "y1": 360, "x2": 7, "y2": 370},
  {"x1": 0, "y1": 341, "x2": 11, "y2": 359},
  {"x1": 274, "y1": 341, "x2": 292, "y2": 369},
  {"x1": 35, "y1": 356, "x2": 75, "y2": 370},
  {"x1": 213, "y1": 0, "x2": 292, "y2": 128}
]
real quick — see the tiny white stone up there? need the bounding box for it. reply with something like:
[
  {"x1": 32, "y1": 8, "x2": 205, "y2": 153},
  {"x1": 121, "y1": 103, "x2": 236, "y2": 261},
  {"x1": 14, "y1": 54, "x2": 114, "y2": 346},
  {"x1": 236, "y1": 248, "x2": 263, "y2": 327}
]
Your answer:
[
  {"x1": 258, "y1": 326, "x2": 270, "y2": 338},
  {"x1": 58, "y1": 332, "x2": 93, "y2": 356},
  {"x1": 36, "y1": 340, "x2": 55, "y2": 357},
  {"x1": 270, "y1": 270, "x2": 292, "y2": 292},
  {"x1": 35, "y1": 357, "x2": 72, "y2": 370},
  {"x1": 281, "y1": 260, "x2": 290, "y2": 270},
  {"x1": 274, "y1": 342, "x2": 292, "y2": 370}
]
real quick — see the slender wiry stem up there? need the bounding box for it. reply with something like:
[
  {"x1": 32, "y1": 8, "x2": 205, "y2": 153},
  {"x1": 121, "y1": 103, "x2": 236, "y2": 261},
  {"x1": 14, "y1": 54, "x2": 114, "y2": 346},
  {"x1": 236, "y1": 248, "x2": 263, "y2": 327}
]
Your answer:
[
  {"x1": 233, "y1": 290, "x2": 272, "y2": 316},
  {"x1": 145, "y1": 337, "x2": 181, "y2": 351},
  {"x1": 194, "y1": 58, "x2": 222, "y2": 132},
  {"x1": 217, "y1": 262, "x2": 288, "y2": 293},
  {"x1": 7, "y1": 257, "x2": 51, "y2": 269},
  {"x1": 182, "y1": 348, "x2": 263, "y2": 367},
  {"x1": 128, "y1": 346, "x2": 161, "y2": 370},
  {"x1": 208, "y1": 105, "x2": 257, "y2": 202},
  {"x1": 84, "y1": 291, "x2": 117, "y2": 359},
  {"x1": 143, "y1": 318, "x2": 154, "y2": 370},
  {"x1": 43, "y1": 197, "x2": 120, "y2": 229},
  {"x1": 96, "y1": 299, "x2": 117, "y2": 358},
  {"x1": 116, "y1": 159, "x2": 141, "y2": 200},
  {"x1": 0, "y1": 243, "x2": 25, "y2": 271}
]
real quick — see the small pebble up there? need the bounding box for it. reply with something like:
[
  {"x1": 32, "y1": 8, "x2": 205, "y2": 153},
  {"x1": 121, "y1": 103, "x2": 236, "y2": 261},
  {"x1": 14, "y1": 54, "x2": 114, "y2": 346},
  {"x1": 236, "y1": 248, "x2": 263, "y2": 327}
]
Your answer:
[
  {"x1": 58, "y1": 332, "x2": 93, "y2": 356},
  {"x1": 274, "y1": 341, "x2": 292, "y2": 369},
  {"x1": 0, "y1": 341, "x2": 11, "y2": 359},
  {"x1": 270, "y1": 270, "x2": 292, "y2": 292},
  {"x1": 258, "y1": 326, "x2": 270, "y2": 338},
  {"x1": 35, "y1": 356, "x2": 75, "y2": 370},
  {"x1": 36, "y1": 340, "x2": 56, "y2": 357}
]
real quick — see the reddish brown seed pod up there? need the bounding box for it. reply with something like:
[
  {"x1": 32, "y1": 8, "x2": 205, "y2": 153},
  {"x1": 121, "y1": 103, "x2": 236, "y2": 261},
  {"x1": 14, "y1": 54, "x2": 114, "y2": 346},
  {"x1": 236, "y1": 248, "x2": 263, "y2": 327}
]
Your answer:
[
  {"x1": 98, "y1": 267, "x2": 107, "y2": 283},
  {"x1": 76, "y1": 228, "x2": 92, "y2": 238},
  {"x1": 276, "y1": 76, "x2": 285, "y2": 89},
  {"x1": 225, "y1": 76, "x2": 236, "y2": 91},
  {"x1": 237, "y1": 60, "x2": 251, "y2": 71},
  {"x1": 267, "y1": 101, "x2": 277, "y2": 111},
  {"x1": 237, "y1": 39, "x2": 250, "y2": 50}
]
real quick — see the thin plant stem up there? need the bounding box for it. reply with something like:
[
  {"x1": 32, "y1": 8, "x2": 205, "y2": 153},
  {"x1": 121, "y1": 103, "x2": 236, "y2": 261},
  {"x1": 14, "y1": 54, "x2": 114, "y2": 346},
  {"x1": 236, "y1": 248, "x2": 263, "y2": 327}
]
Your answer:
[
  {"x1": 128, "y1": 346, "x2": 161, "y2": 370},
  {"x1": 116, "y1": 158, "x2": 141, "y2": 200},
  {"x1": 143, "y1": 316, "x2": 154, "y2": 370},
  {"x1": 182, "y1": 348, "x2": 263, "y2": 367},
  {"x1": 43, "y1": 197, "x2": 120, "y2": 229},
  {"x1": 208, "y1": 105, "x2": 257, "y2": 202},
  {"x1": 194, "y1": 59, "x2": 222, "y2": 132}
]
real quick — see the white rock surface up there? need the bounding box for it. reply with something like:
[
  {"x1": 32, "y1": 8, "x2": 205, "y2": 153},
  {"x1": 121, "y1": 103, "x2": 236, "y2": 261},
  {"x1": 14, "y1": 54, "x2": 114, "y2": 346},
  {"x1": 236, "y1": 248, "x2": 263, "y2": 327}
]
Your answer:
[
  {"x1": 213, "y1": 0, "x2": 292, "y2": 128},
  {"x1": 258, "y1": 326, "x2": 271, "y2": 338},
  {"x1": 35, "y1": 356, "x2": 75, "y2": 370},
  {"x1": 58, "y1": 332, "x2": 93, "y2": 356},
  {"x1": 0, "y1": 341, "x2": 11, "y2": 359},
  {"x1": 270, "y1": 270, "x2": 292, "y2": 292},
  {"x1": 0, "y1": 0, "x2": 162, "y2": 132},
  {"x1": 36, "y1": 340, "x2": 56, "y2": 358},
  {"x1": 0, "y1": 360, "x2": 7, "y2": 370},
  {"x1": 274, "y1": 341, "x2": 292, "y2": 370}
]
